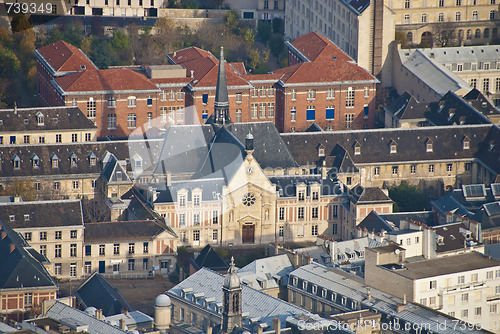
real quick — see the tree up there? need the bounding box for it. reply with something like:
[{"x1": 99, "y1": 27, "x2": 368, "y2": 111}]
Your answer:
[
  {"x1": 45, "y1": 28, "x2": 63, "y2": 45},
  {"x1": 432, "y1": 21, "x2": 458, "y2": 47},
  {"x1": 63, "y1": 24, "x2": 83, "y2": 47},
  {"x1": 247, "y1": 49, "x2": 260, "y2": 71},
  {"x1": 272, "y1": 17, "x2": 284, "y2": 34},
  {"x1": 10, "y1": 15, "x2": 32, "y2": 33},
  {"x1": 395, "y1": 31, "x2": 409, "y2": 48},
  {"x1": 90, "y1": 38, "x2": 113, "y2": 69},
  {"x1": 257, "y1": 21, "x2": 272, "y2": 45},
  {"x1": 389, "y1": 181, "x2": 431, "y2": 212},
  {"x1": 243, "y1": 28, "x2": 255, "y2": 47},
  {"x1": 224, "y1": 9, "x2": 240, "y2": 35},
  {"x1": 82, "y1": 198, "x2": 111, "y2": 223},
  {"x1": 269, "y1": 33, "x2": 284, "y2": 59},
  {"x1": 0, "y1": 27, "x2": 14, "y2": 48},
  {"x1": 0, "y1": 48, "x2": 20, "y2": 77},
  {"x1": 0, "y1": 180, "x2": 36, "y2": 201}
]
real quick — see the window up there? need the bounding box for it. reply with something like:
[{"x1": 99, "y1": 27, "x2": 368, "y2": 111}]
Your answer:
[
  {"x1": 476, "y1": 29, "x2": 481, "y2": 38},
  {"x1": 259, "y1": 86, "x2": 266, "y2": 97},
  {"x1": 193, "y1": 194, "x2": 200, "y2": 206},
  {"x1": 491, "y1": 304, "x2": 498, "y2": 313},
  {"x1": 236, "y1": 92, "x2": 242, "y2": 103},
  {"x1": 421, "y1": 13, "x2": 427, "y2": 22},
  {"x1": 430, "y1": 296, "x2": 436, "y2": 305},
  {"x1": 179, "y1": 213, "x2": 186, "y2": 226},
  {"x1": 470, "y1": 78, "x2": 477, "y2": 88},
  {"x1": 179, "y1": 195, "x2": 186, "y2": 207},
  {"x1": 458, "y1": 275, "x2": 465, "y2": 284},
  {"x1": 333, "y1": 205, "x2": 338, "y2": 217},
  {"x1": 279, "y1": 225, "x2": 284, "y2": 237},
  {"x1": 25, "y1": 232, "x2": 32, "y2": 241},
  {"x1": 465, "y1": 162, "x2": 471, "y2": 171},
  {"x1": 455, "y1": 0, "x2": 461, "y2": 4},
  {"x1": 447, "y1": 164, "x2": 452, "y2": 172},
  {"x1": 346, "y1": 87, "x2": 355, "y2": 107},
  {"x1": 420, "y1": 298, "x2": 427, "y2": 305},
  {"x1": 114, "y1": 243, "x2": 120, "y2": 255},
  {"x1": 326, "y1": 106, "x2": 335, "y2": 120},
  {"x1": 438, "y1": 12, "x2": 444, "y2": 21},
  {"x1": 127, "y1": 96, "x2": 136, "y2": 107},
  {"x1": 392, "y1": 166, "x2": 398, "y2": 175},
  {"x1": 491, "y1": 10, "x2": 495, "y2": 20},
  {"x1": 53, "y1": 181, "x2": 60, "y2": 190},
  {"x1": 456, "y1": 11, "x2": 461, "y2": 21},
  {"x1": 251, "y1": 87, "x2": 258, "y2": 97},
  {"x1": 24, "y1": 135, "x2": 30, "y2": 144},
  {"x1": 404, "y1": 0, "x2": 410, "y2": 8},
  {"x1": 426, "y1": 142, "x2": 433, "y2": 152},
  {"x1": 438, "y1": 0, "x2": 444, "y2": 6},
  {"x1": 268, "y1": 103, "x2": 275, "y2": 118},
  {"x1": 193, "y1": 230, "x2": 200, "y2": 241},
  {"x1": 85, "y1": 261, "x2": 91, "y2": 274},
  {"x1": 429, "y1": 164, "x2": 435, "y2": 173},
  {"x1": 472, "y1": 10, "x2": 478, "y2": 20},
  {"x1": 99, "y1": 244, "x2": 105, "y2": 255},
  {"x1": 259, "y1": 103, "x2": 266, "y2": 118},
  {"x1": 327, "y1": 88, "x2": 335, "y2": 99},
  {"x1": 312, "y1": 191, "x2": 319, "y2": 200},
  {"x1": 291, "y1": 107, "x2": 296, "y2": 122},
  {"x1": 54, "y1": 263, "x2": 62, "y2": 275},
  {"x1": 251, "y1": 104, "x2": 258, "y2": 119},
  {"x1": 128, "y1": 243, "x2": 135, "y2": 254},
  {"x1": 374, "y1": 167, "x2": 380, "y2": 176},
  {"x1": 345, "y1": 114, "x2": 354, "y2": 129},
  {"x1": 55, "y1": 244, "x2": 62, "y2": 258},
  {"x1": 40, "y1": 245, "x2": 46, "y2": 257},
  {"x1": 430, "y1": 280, "x2": 437, "y2": 289},
  {"x1": 404, "y1": 14, "x2": 410, "y2": 24},
  {"x1": 212, "y1": 229, "x2": 218, "y2": 242},
  {"x1": 461, "y1": 309, "x2": 468, "y2": 318},
  {"x1": 128, "y1": 259, "x2": 135, "y2": 271},
  {"x1": 70, "y1": 244, "x2": 77, "y2": 257},
  {"x1": 108, "y1": 114, "x2": 116, "y2": 129},
  {"x1": 298, "y1": 190, "x2": 305, "y2": 201},
  {"x1": 127, "y1": 113, "x2": 137, "y2": 128},
  {"x1": 291, "y1": 89, "x2": 296, "y2": 101},
  {"x1": 36, "y1": 113, "x2": 44, "y2": 125},
  {"x1": 312, "y1": 207, "x2": 319, "y2": 219},
  {"x1": 236, "y1": 109, "x2": 242, "y2": 122},
  {"x1": 85, "y1": 245, "x2": 91, "y2": 256},
  {"x1": 462, "y1": 293, "x2": 468, "y2": 302},
  {"x1": 307, "y1": 89, "x2": 316, "y2": 100},
  {"x1": 212, "y1": 211, "x2": 218, "y2": 225},
  {"x1": 24, "y1": 293, "x2": 33, "y2": 307},
  {"x1": 40, "y1": 232, "x2": 47, "y2": 241},
  {"x1": 298, "y1": 207, "x2": 305, "y2": 219},
  {"x1": 177, "y1": 91, "x2": 184, "y2": 101},
  {"x1": 55, "y1": 231, "x2": 62, "y2": 240},
  {"x1": 193, "y1": 214, "x2": 200, "y2": 225},
  {"x1": 306, "y1": 106, "x2": 315, "y2": 121},
  {"x1": 487, "y1": 271, "x2": 493, "y2": 279},
  {"x1": 279, "y1": 207, "x2": 285, "y2": 220},
  {"x1": 483, "y1": 78, "x2": 490, "y2": 93},
  {"x1": 411, "y1": 165, "x2": 416, "y2": 174},
  {"x1": 87, "y1": 98, "x2": 96, "y2": 118}
]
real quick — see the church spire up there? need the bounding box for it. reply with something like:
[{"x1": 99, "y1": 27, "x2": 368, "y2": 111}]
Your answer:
[
  {"x1": 214, "y1": 46, "x2": 231, "y2": 125},
  {"x1": 222, "y1": 256, "x2": 242, "y2": 332}
]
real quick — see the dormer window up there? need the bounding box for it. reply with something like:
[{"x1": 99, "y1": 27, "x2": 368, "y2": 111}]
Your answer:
[
  {"x1": 463, "y1": 137, "x2": 470, "y2": 150},
  {"x1": 489, "y1": 140, "x2": 495, "y2": 152},
  {"x1": 31, "y1": 154, "x2": 40, "y2": 168},
  {"x1": 426, "y1": 139, "x2": 433, "y2": 152},
  {"x1": 318, "y1": 144, "x2": 325, "y2": 157},
  {"x1": 390, "y1": 140, "x2": 397, "y2": 154},
  {"x1": 133, "y1": 154, "x2": 143, "y2": 169},
  {"x1": 70, "y1": 153, "x2": 78, "y2": 167},
  {"x1": 88, "y1": 152, "x2": 97, "y2": 166},
  {"x1": 51, "y1": 153, "x2": 59, "y2": 168},
  {"x1": 298, "y1": 190, "x2": 305, "y2": 201},
  {"x1": 36, "y1": 112, "x2": 44, "y2": 126},
  {"x1": 354, "y1": 142, "x2": 361, "y2": 155},
  {"x1": 12, "y1": 155, "x2": 20, "y2": 170}
]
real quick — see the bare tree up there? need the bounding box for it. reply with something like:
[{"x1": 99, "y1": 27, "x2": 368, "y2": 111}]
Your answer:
[
  {"x1": 82, "y1": 198, "x2": 111, "y2": 223},
  {"x1": 432, "y1": 21, "x2": 458, "y2": 47}
]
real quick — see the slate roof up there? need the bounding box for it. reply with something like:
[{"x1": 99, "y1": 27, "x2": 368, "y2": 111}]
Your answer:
[
  {"x1": 74, "y1": 272, "x2": 132, "y2": 316},
  {"x1": 463, "y1": 88, "x2": 500, "y2": 117},
  {"x1": 55, "y1": 69, "x2": 160, "y2": 93},
  {"x1": 357, "y1": 211, "x2": 395, "y2": 234},
  {"x1": 84, "y1": 220, "x2": 174, "y2": 242},
  {"x1": 281, "y1": 125, "x2": 494, "y2": 167},
  {"x1": 432, "y1": 222, "x2": 479, "y2": 253},
  {"x1": 190, "y1": 244, "x2": 228, "y2": 271},
  {"x1": 399, "y1": 49, "x2": 471, "y2": 97},
  {"x1": 0, "y1": 106, "x2": 97, "y2": 132},
  {"x1": 288, "y1": 32, "x2": 353, "y2": 62},
  {"x1": 270, "y1": 175, "x2": 344, "y2": 198},
  {"x1": 0, "y1": 219, "x2": 58, "y2": 290},
  {"x1": 274, "y1": 61, "x2": 377, "y2": 85},
  {"x1": 415, "y1": 45, "x2": 500, "y2": 66},
  {"x1": 379, "y1": 211, "x2": 437, "y2": 227},
  {"x1": 426, "y1": 91, "x2": 491, "y2": 126},
  {"x1": 238, "y1": 254, "x2": 294, "y2": 289},
  {"x1": 167, "y1": 268, "x2": 311, "y2": 331},
  {"x1": 290, "y1": 263, "x2": 489, "y2": 334},
  {"x1": 45, "y1": 301, "x2": 129, "y2": 334},
  {"x1": 0, "y1": 199, "x2": 83, "y2": 229},
  {"x1": 384, "y1": 92, "x2": 428, "y2": 121},
  {"x1": 35, "y1": 40, "x2": 97, "y2": 73},
  {"x1": 388, "y1": 251, "x2": 500, "y2": 279},
  {"x1": 349, "y1": 185, "x2": 392, "y2": 204}
]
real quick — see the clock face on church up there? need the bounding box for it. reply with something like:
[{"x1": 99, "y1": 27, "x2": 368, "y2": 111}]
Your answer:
[{"x1": 242, "y1": 193, "x2": 256, "y2": 206}]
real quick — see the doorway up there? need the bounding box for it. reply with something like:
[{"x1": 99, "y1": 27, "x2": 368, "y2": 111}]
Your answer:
[{"x1": 242, "y1": 224, "x2": 255, "y2": 244}]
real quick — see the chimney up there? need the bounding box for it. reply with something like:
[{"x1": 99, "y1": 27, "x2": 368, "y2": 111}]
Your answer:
[
  {"x1": 124, "y1": 309, "x2": 129, "y2": 317},
  {"x1": 207, "y1": 326, "x2": 213, "y2": 334},
  {"x1": 366, "y1": 288, "x2": 372, "y2": 301},
  {"x1": 403, "y1": 294, "x2": 407, "y2": 305},
  {"x1": 272, "y1": 318, "x2": 281, "y2": 334},
  {"x1": 1, "y1": 231, "x2": 7, "y2": 239},
  {"x1": 44, "y1": 325, "x2": 50, "y2": 331},
  {"x1": 96, "y1": 309, "x2": 103, "y2": 320},
  {"x1": 119, "y1": 318, "x2": 126, "y2": 330},
  {"x1": 257, "y1": 325, "x2": 263, "y2": 334},
  {"x1": 166, "y1": 171, "x2": 172, "y2": 186},
  {"x1": 10, "y1": 244, "x2": 15, "y2": 253},
  {"x1": 190, "y1": 70, "x2": 194, "y2": 78},
  {"x1": 321, "y1": 160, "x2": 327, "y2": 180},
  {"x1": 14, "y1": 101, "x2": 17, "y2": 115},
  {"x1": 174, "y1": 51, "x2": 177, "y2": 57}
]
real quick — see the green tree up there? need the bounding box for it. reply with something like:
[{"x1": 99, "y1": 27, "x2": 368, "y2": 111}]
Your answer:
[
  {"x1": 272, "y1": 17, "x2": 284, "y2": 34},
  {"x1": 10, "y1": 15, "x2": 32, "y2": 33},
  {"x1": 63, "y1": 25, "x2": 83, "y2": 47},
  {"x1": 80, "y1": 36, "x2": 93, "y2": 55},
  {"x1": 248, "y1": 49, "x2": 260, "y2": 71},
  {"x1": 243, "y1": 28, "x2": 255, "y2": 47},
  {"x1": 269, "y1": 33, "x2": 284, "y2": 59},
  {"x1": 224, "y1": 9, "x2": 240, "y2": 35},
  {"x1": 0, "y1": 48, "x2": 21, "y2": 77},
  {"x1": 0, "y1": 27, "x2": 14, "y2": 48},
  {"x1": 389, "y1": 181, "x2": 431, "y2": 212},
  {"x1": 110, "y1": 30, "x2": 130, "y2": 50},
  {"x1": 257, "y1": 20, "x2": 272, "y2": 45},
  {"x1": 90, "y1": 39, "x2": 113, "y2": 69},
  {"x1": 45, "y1": 28, "x2": 63, "y2": 45}
]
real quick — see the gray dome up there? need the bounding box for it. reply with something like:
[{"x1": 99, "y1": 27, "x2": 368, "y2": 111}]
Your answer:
[
  {"x1": 246, "y1": 133, "x2": 254, "y2": 140},
  {"x1": 155, "y1": 294, "x2": 171, "y2": 307},
  {"x1": 223, "y1": 257, "x2": 241, "y2": 289}
]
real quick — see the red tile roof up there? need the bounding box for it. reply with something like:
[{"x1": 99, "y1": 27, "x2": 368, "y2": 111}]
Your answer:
[
  {"x1": 273, "y1": 61, "x2": 376, "y2": 84},
  {"x1": 242, "y1": 73, "x2": 283, "y2": 82},
  {"x1": 229, "y1": 62, "x2": 247, "y2": 75},
  {"x1": 55, "y1": 69, "x2": 159, "y2": 92},
  {"x1": 167, "y1": 46, "x2": 216, "y2": 65},
  {"x1": 37, "y1": 40, "x2": 97, "y2": 72},
  {"x1": 291, "y1": 32, "x2": 353, "y2": 62},
  {"x1": 150, "y1": 77, "x2": 192, "y2": 85}
]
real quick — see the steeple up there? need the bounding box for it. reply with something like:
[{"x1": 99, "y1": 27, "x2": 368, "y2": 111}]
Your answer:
[
  {"x1": 214, "y1": 46, "x2": 231, "y2": 125},
  {"x1": 222, "y1": 256, "x2": 242, "y2": 332}
]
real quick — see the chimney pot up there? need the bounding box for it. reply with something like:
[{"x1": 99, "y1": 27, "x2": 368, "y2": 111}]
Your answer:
[{"x1": 10, "y1": 244, "x2": 15, "y2": 253}]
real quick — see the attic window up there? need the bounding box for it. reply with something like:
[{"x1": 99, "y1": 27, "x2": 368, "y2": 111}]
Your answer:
[
  {"x1": 36, "y1": 112, "x2": 44, "y2": 126},
  {"x1": 24, "y1": 119, "x2": 29, "y2": 124},
  {"x1": 90, "y1": 157, "x2": 96, "y2": 166},
  {"x1": 32, "y1": 154, "x2": 40, "y2": 168},
  {"x1": 70, "y1": 154, "x2": 78, "y2": 167},
  {"x1": 9, "y1": 215, "x2": 15, "y2": 222},
  {"x1": 354, "y1": 146, "x2": 361, "y2": 155},
  {"x1": 12, "y1": 155, "x2": 20, "y2": 170},
  {"x1": 53, "y1": 118, "x2": 58, "y2": 123},
  {"x1": 426, "y1": 141, "x2": 433, "y2": 152},
  {"x1": 390, "y1": 143, "x2": 397, "y2": 154},
  {"x1": 463, "y1": 138, "x2": 470, "y2": 150},
  {"x1": 437, "y1": 236, "x2": 444, "y2": 245},
  {"x1": 51, "y1": 155, "x2": 59, "y2": 168},
  {"x1": 489, "y1": 141, "x2": 495, "y2": 152},
  {"x1": 24, "y1": 214, "x2": 29, "y2": 221}
]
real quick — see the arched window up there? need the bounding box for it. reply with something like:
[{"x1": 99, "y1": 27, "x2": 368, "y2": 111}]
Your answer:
[
  {"x1": 404, "y1": 14, "x2": 410, "y2": 23},
  {"x1": 475, "y1": 29, "x2": 481, "y2": 39},
  {"x1": 458, "y1": 29, "x2": 464, "y2": 40},
  {"x1": 467, "y1": 29, "x2": 472, "y2": 39},
  {"x1": 484, "y1": 28, "x2": 490, "y2": 38},
  {"x1": 472, "y1": 10, "x2": 478, "y2": 20},
  {"x1": 407, "y1": 32, "x2": 413, "y2": 42}
]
